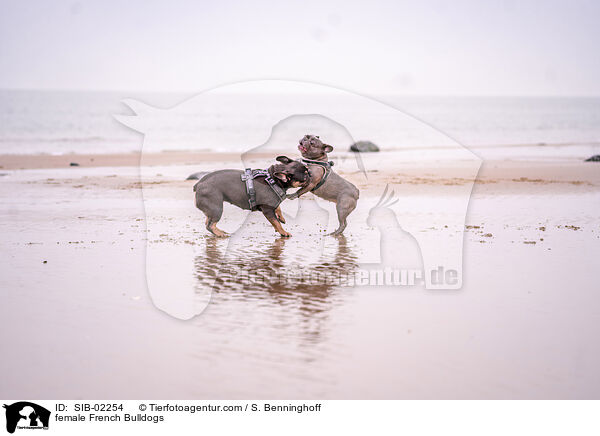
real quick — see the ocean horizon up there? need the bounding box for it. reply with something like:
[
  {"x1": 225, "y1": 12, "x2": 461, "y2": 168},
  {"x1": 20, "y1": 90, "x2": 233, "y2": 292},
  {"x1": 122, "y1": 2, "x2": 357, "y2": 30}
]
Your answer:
[{"x1": 1, "y1": 89, "x2": 599, "y2": 160}]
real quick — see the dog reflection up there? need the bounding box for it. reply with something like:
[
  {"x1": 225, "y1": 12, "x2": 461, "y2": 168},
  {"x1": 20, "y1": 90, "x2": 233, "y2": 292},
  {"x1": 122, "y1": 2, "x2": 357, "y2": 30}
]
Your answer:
[{"x1": 194, "y1": 236, "x2": 357, "y2": 343}]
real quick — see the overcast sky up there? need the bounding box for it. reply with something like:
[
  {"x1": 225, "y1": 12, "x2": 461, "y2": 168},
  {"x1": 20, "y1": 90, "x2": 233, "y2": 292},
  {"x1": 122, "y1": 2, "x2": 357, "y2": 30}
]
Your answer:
[{"x1": 0, "y1": 0, "x2": 598, "y2": 96}]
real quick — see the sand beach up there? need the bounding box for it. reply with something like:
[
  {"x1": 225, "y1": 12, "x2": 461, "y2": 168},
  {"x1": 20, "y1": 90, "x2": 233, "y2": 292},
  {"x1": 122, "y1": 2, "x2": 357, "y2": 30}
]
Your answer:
[{"x1": 1, "y1": 150, "x2": 599, "y2": 398}]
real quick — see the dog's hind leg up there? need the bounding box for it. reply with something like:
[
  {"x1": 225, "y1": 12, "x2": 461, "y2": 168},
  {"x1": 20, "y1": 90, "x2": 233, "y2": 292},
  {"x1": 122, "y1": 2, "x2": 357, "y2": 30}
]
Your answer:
[
  {"x1": 330, "y1": 194, "x2": 357, "y2": 236},
  {"x1": 205, "y1": 206, "x2": 228, "y2": 238},
  {"x1": 196, "y1": 189, "x2": 228, "y2": 237},
  {"x1": 207, "y1": 220, "x2": 228, "y2": 238}
]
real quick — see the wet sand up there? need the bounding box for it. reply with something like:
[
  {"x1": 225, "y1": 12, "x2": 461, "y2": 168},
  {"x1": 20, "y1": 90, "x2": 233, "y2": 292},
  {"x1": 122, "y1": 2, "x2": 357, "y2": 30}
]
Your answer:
[{"x1": 1, "y1": 152, "x2": 599, "y2": 398}]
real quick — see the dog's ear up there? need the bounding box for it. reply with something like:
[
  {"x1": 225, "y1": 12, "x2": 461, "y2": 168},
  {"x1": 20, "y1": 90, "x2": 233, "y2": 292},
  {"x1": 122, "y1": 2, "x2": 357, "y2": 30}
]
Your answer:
[
  {"x1": 323, "y1": 144, "x2": 334, "y2": 153},
  {"x1": 273, "y1": 172, "x2": 288, "y2": 182},
  {"x1": 276, "y1": 156, "x2": 293, "y2": 164}
]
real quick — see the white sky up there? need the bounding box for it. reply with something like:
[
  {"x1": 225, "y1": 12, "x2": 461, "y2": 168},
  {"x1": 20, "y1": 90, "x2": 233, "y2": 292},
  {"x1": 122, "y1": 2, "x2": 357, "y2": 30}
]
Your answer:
[{"x1": 0, "y1": 0, "x2": 598, "y2": 96}]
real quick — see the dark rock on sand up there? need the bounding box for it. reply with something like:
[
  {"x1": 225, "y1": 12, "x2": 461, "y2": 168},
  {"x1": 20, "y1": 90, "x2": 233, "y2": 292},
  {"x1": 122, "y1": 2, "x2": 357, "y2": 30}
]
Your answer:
[
  {"x1": 584, "y1": 155, "x2": 600, "y2": 162},
  {"x1": 69, "y1": 162, "x2": 80, "y2": 166},
  {"x1": 350, "y1": 141, "x2": 380, "y2": 152},
  {"x1": 186, "y1": 171, "x2": 209, "y2": 180}
]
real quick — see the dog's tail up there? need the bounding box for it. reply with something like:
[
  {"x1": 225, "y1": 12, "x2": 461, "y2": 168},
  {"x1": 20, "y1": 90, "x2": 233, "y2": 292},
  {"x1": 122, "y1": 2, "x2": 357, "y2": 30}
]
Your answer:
[
  {"x1": 186, "y1": 171, "x2": 210, "y2": 181},
  {"x1": 189, "y1": 171, "x2": 211, "y2": 192}
]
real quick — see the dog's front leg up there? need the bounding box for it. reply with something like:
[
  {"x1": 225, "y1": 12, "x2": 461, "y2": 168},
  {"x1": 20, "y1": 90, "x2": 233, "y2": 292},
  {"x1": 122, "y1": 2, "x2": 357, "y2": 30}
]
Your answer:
[
  {"x1": 274, "y1": 206, "x2": 286, "y2": 223},
  {"x1": 287, "y1": 183, "x2": 314, "y2": 200},
  {"x1": 261, "y1": 207, "x2": 291, "y2": 237},
  {"x1": 287, "y1": 166, "x2": 324, "y2": 199}
]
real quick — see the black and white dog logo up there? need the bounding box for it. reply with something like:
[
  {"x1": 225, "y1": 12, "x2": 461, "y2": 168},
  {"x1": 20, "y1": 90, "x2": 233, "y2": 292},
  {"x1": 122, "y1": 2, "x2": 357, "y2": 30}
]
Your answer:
[{"x1": 3, "y1": 402, "x2": 50, "y2": 434}]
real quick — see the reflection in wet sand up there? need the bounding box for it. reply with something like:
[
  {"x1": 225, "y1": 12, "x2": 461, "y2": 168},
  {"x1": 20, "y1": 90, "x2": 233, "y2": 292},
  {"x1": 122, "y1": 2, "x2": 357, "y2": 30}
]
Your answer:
[{"x1": 194, "y1": 236, "x2": 357, "y2": 344}]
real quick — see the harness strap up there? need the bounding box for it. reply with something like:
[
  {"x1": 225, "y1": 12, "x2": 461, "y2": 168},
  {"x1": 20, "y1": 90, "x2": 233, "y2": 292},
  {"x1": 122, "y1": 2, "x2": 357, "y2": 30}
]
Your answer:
[
  {"x1": 241, "y1": 168, "x2": 257, "y2": 210},
  {"x1": 301, "y1": 158, "x2": 333, "y2": 192},
  {"x1": 241, "y1": 168, "x2": 286, "y2": 210}
]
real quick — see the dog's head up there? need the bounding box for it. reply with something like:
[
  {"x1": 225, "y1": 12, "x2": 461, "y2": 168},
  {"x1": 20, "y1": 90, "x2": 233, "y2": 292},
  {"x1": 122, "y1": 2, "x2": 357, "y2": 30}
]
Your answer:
[
  {"x1": 271, "y1": 156, "x2": 310, "y2": 188},
  {"x1": 298, "y1": 134, "x2": 333, "y2": 159}
]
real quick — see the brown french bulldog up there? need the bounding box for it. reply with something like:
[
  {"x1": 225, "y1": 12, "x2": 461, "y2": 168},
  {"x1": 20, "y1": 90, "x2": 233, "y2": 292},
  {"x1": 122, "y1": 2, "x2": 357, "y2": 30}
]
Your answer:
[
  {"x1": 194, "y1": 156, "x2": 309, "y2": 237},
  {"x1": 288, "y1": 134, "x2": 360, "y2": 235}
]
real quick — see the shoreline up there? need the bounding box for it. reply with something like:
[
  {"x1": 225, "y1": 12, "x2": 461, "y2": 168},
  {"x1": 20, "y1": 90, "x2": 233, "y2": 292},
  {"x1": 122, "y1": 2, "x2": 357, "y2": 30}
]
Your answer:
[
  {"x1": 1, "y1": 149, "x2": 599, "y2": 170},
  {"x1": 0, "y1": 151, "x2": 286, "y2": 170},
  {"x1": 1, "y1": 152, "x2": 598, "y2": 193}
]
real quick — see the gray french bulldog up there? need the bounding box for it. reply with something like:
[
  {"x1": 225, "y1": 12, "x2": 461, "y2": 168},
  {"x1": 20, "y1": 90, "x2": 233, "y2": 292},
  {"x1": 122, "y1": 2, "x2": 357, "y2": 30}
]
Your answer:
[
  {"x1": 288, "y1": 134, "x2": 360, "y2": 235},
  {"x1": 193, "y1": 156, "x2": 309, "y2": 237}
]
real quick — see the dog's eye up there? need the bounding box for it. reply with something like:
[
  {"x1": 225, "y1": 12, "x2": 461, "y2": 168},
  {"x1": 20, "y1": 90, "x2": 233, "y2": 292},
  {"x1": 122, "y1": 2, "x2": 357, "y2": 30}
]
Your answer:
[{"x1": 310, "y1": 141, "x2": 314, "y2": 145}]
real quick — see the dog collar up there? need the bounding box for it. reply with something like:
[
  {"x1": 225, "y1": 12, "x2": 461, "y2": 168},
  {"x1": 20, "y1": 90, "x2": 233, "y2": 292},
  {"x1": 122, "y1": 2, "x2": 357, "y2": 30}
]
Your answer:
[
  {"x1": 300, "y1": 158, "x2": 334, "y2": 168},
  {"x1": 300, "y1": 158, "x2": 333, "y2": 192}
]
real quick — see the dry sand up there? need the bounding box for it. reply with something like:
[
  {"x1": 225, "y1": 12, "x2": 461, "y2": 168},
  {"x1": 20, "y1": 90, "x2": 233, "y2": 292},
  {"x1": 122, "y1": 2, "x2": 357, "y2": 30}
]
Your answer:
[
  {"x1": 0, "y1": 151, "x2": 282, "y2": 170},
  {"x1": 1, "y1": 152, "x2": 599, "y2": 398}
]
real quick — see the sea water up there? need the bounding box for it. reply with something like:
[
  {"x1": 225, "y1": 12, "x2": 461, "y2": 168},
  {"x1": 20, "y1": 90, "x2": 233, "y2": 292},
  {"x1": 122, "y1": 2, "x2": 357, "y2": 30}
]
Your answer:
[{"x1": 1, "y1": 89, "x2": 599, "y2": 160}]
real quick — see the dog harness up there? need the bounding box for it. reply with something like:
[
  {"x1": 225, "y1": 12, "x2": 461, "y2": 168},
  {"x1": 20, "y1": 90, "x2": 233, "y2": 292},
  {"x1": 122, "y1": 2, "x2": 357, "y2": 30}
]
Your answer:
[
  {"x1": 241, "y1": 168, "x2": 286, "y2": 211},
  {"x1": 301, "y1": 158, "x2": 334, "y2": 192}
]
